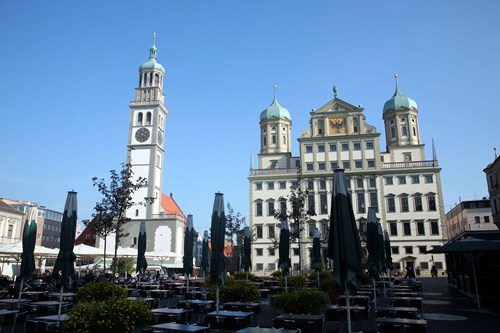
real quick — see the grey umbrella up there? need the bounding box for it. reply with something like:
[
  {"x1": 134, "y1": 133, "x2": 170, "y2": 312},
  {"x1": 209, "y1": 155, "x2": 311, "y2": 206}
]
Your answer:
[
  {"x1": 201, "y1": 230, "x2": 209, "y2": 279},
  {"x1": 210, "y1": 193, "x2": 226, "y2": 311},
  {"x1": 311, "y1": 229, "x2": 322, "y2": 287},
  {"x1": 136, "y1": 222, "x2": 148, "y2": 275},
  {"x1": 241, "y1": 226, "x2": 252, "y2": 274},
  {"x1": 52, "y1": 191, "x2": 78, "y2": 318},
  {"x1": 327, "y1": 169, "x2": 364, "y2": 333},
  {"x1": 278, "y1": 219, "x2": 291, "y2": 292},
  {"x1": 366, "y1": 207, "x2": 384, "y2": 309},
  {"x1": 19, "y1": 206, "x2": 38, "y2": 300},
  {"x1": 183, "y1": 215, "x2": 194, "y2": 288}
]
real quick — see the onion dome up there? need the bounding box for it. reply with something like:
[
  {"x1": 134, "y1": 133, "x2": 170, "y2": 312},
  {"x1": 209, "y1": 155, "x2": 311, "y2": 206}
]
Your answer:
[
  {"x1": 260, "y1": 86, "x2": 291, "y2": 121},
  {"x1": 139, "y1": 35, "x2": 165, "y2": 72},
  {"x1": 383, "y1": 75, "x2": 417, "y2": 113}
]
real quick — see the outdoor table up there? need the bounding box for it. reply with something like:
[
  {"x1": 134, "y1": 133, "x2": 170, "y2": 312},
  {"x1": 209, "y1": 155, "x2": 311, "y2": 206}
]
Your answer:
[
  {"x1": 224, "y1": 301, "x2": 261, "y2": 312},
  {"x1": 35, "y1": 314, "x2": 70, "y2": 322},
  {"x1": 376, "y1": 317, "x2": 427, "y2": 331},
  {"x1": 0, "y1": 299, "x2": 30, "y2": 309},
  {"x1": 338, "y1": 295, "x2": 370, "y2": 307},
  {"x1": 0, "y1": 309, "x2": 18, "y2": 316},
  {"x1": 259, "y1": 289, "x2": 270, "y2": 299},
  {"x1": 392, "y1": 292, "x2": 420, "y2": 297},
  {"x1": 206, "y1": 310, "x2": 253, "y2": 331},
  {"x1": 22, "y1": 291, "x2": 47, "y2": 301},
  {"x1": 48, "y1": 292, "x2": 76, "y2": 301},
  {"x1": 236, "y1": 328, "x2": 300, "y2": 333},
  {"x1": 152, "y1": 307, "x2": 193, "y2": 324},
  {"x1": 150, "y1": 322, "x2": 209, "y2": 332},
  {"x1": 376, "y1": 306, "x2": 419, "y2": 319},
  {"x1": 274, "y1": 313, "x2": 324, "y2": 333},
  {"x1": 389, "y1": 296, "x2": 423, "y2": 310},
  {"x1": 128, "y1": 296, "x2": 157, "y2": 308}
]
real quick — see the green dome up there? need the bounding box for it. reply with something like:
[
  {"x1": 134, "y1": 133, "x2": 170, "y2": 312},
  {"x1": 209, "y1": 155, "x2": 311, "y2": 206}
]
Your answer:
[
  {"x1": 383, "y1": 85, "x2": 417, "y2": 113},
  {"x1": 260, "y1": 94, "x2": 291, "y2": 121},
  {"x1": 140, "y1": 43, "x2": 165, "y2": 72}
]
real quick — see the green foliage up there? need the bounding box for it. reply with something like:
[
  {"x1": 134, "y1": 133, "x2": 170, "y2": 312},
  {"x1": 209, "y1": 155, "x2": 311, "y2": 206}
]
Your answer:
[
  {"x1": 279, "y1": 275, "x2": 308, "y2": 290},
  {"x1": 75, "y1": 281, "x2": 127, "y2": 303},
  {"x1": 234, "y1": 271, "x2": 255, "y2": 281},
  {"x1": 110, "y1": 258, "x2": 135, "y2": 275},
  {"x1": 216, "y1": 277, "x2": 260, "y2": 302},
  {"x1": 270, "y1": 270, "x2": 282, "y2": 278},
  {"x1": 272, "y1": 290, "x2": 329, "y2": 314},
  {"x1": 64, "y1": 298, "x2": 152, "y2": 333},
  {"x1": 225, "y1": 202, "x2": 247, "y2": 246}
]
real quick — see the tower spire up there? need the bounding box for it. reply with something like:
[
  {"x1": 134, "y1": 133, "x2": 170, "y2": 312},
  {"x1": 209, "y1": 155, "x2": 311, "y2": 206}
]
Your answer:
[{"x1": 432, "y1": 138, "x2": 438, "y2": 161}]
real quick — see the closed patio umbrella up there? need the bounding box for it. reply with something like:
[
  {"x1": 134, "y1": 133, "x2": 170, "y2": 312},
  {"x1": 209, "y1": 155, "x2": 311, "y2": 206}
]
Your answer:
[
  {"x1": 311, "y1": 229, "x2": 322, "y2": 287},
  {"x1": 366, "y1": 207, "x2": 383, "y2": 309},
  {"x1": 201, "y1": 230, "x2": 209, "y2": 279},
  {"x1": 278, "y1": 219, "x2": 291, "y2": 292},
  {"x1": 241, "y1": 226, "x2": 252, "y2": 275},
  {"x1": 19, "y1": 206, "x2": 38, "y2": 300},
  {"x1": 136, "y1": 222, "x2": 148, "y2": 275},
  {"x1": 183, "y1": 215, "x2": 194, "y2": 289},
  {"x1": 52, "y1": 191, "x2": 78, "y2": 319},
  {"x1": 327, "y1": 169, "x2": 364, "y2": 333},
  {"x1": 210, "y1": 192, "x2": 226, "y2": 311}
]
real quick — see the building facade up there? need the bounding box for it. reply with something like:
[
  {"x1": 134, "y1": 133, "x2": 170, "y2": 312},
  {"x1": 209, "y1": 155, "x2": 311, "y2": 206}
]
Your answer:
[
  {"x1": 0, "y1": 200, "x2": 24, "y2": 244},
  {"x1": 484, "y1": 155, "x2": 500, "y2": 229},
  {"x1": 445, "y1": 199, "x2": 497, "y2": 239},
  {"x1": 249, "y1": 80, "x2": 447, "y2": 275}
]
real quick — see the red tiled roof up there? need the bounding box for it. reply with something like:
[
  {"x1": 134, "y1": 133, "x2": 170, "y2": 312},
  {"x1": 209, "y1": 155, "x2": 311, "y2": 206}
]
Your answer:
[
  {"x1": 160, "y1": 193, "x2": 186, "y2": 220},
  {"x1": 0, "y1": 199, "x2": 24, "y2": 215}
]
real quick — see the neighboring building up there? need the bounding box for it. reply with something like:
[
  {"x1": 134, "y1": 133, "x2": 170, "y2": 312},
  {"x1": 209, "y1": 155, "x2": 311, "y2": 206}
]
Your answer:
[
  {"x1": 248, "y1": 79, "x2": 447, "y2": 275},
  {"x1": 2, "y1": 198, "x2": 63, "y2": 248},
  {"x1": 484, "y1": 154, "x2": 500, "y2": 229},
  {"x1": 97, "y1": 38, "x2": 187, "y2": 270},
  {"x1": 75, "y1": 217, "x2": 97, "y2": 246},
  {"x1": 445, "y1": 199, "x2": 497, "y2": 239},
  {"x1": 0, "y1": 199, "x2": 24, "y2": 244}
]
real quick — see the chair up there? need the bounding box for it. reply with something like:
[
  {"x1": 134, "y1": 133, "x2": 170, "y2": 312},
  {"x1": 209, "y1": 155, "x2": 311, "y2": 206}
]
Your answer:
[
  {"x1": 204, "y1": 315, "x2": 225, "y2": 332},
  {"x1": 1, "y1": 312, "x2": 19, "y2": 333},
  {"x1": 377, "y1": 322, "x2": 401, "y2": 333}
]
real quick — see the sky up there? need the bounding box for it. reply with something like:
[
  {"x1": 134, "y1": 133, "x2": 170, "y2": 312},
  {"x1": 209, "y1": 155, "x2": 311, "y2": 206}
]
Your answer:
[{"x1": 1, "y1": 1, "x2": 499, "y2": 234}]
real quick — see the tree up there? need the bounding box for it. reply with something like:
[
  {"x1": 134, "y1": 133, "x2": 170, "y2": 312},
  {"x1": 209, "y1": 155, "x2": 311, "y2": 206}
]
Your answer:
[
  {"x1": 85, "y1": 163, "x2": 154, "y2": 280},
  {"x1": 225, "y1": 202, "x2": 247, "y2": 246},
  {"x1": 274, "y1": 168, "x2": 315, "y2": 274}
]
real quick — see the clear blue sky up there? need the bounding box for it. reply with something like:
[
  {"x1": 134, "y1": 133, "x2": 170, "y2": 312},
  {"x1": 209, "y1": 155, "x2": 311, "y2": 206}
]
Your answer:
[{"x1": 1, "y1": 1, "x2": 499, "y2": 234}]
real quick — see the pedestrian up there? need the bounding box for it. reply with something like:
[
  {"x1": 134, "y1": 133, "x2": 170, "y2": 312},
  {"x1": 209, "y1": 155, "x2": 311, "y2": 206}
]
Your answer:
[
  {"x1": 405, "y1": 266, "x2": 417, "y2": 286},
  {"x1": 431, "y1": 265, "x2": 438, "y2": 277}
]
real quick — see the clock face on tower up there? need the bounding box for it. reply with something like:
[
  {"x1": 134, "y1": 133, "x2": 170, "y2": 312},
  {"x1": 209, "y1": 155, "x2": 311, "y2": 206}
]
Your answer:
[{"x1": 135, "y1": 127, "x2": 150, "y2": 142}]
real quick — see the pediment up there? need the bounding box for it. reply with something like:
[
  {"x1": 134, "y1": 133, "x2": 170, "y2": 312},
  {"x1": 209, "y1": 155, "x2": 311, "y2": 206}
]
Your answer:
[{"x1": 312, "y1": 98, "x2": 363, "y2": 115}]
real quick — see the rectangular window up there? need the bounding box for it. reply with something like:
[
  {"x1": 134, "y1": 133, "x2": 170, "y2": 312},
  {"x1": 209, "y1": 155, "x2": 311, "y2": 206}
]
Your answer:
[
  {"x1": 357, "y1": 193, "x2": 366, "y2": 213},
  {"x1": 320, "y1": 194, "x2": 328, "y2": 214},
  {"x1": 308, "y1": 222, "x2": 316, "y2": 237},
  {"x1": 308, "y1": 194, "x2": 315, "y2": 214},
  {"x1": 405, "y1": 246, "x2": 413, "y2": 254},
  {"x1": 279, "y1": 181, "x2": 286, "y2": 190},
  {"x1": 385, "y1": 177, "x2": 393, "y2": 185},
  {"x1": 318, "y1": 163, "x2": 326, "y2": 171},
  {"x1": 355, "y1": 161, "x2": 363, "y2": 169},
  {"x1": 268, "y1": 202, "x2": 275, "y2": 216},
  {"x1": 256, "y1": 183, "x2": 262, "y2": 190},
  {"x1": 307, "y1": 181, "x2": 314, "y2": 190},
  {"x1": 321, "y1": 223, "x2": 328, "y2": 238},
  {"x1": 267, "y1": 182, "x2": 274, "y2": 190},
  {"x1": 367, "y1": 160, "x2": 375, "y2": 168},
  {"x1": 485, "y1": 216, "x2": 490, "y2": 223},
  {"x1": 474, "y1": 216, "x2": 480, "y2": 224},
  {"x1": 430, "y1": 221, "x2": 439, "y2": 235},
  {"x1": 256, "y1": 202, "x2": 263, "y2": 216},
  {"x1": 388, "y1": 197, "x2": 396, "y2": 213},
  {"x1": 353, "y1": 143, "x2": 361, "y2": 151},
  {"x1": 331, "y1": 162, "x2": 338, "y2": 170},
  {"x1": 256, "y1": 248, "x2": 263, "y2": 256},
  {"x1": 292, "y1": 248, "x2": 299, "y2": 256},
  {"x1": 370, "y1": 192, "x2": 378, "y2": 212},
  {"x1": 256, "y1": 225, "x2": 263, "y2": 238},
  {"x1": 428, "y1": 196, "x2": 437, "y2": 211},
  {"x1": 356, "y1": 179, "x2": 363, "y2": 188},
  {"x1": 411, "y1": 176, "x2": 420, "y2": 184},
  {"x1": 391, "y1": 246, "x2": 399, "y2": 254},
  {"x1": 306, "y1": 146, "x2": 313, "y2": 153},
  {"x1": 268, "y1": 225, "x2": 275, "y2": 238},
  {"x1": 403, "y1": 222, "x2": 411, "y2": 235},
  {"x1": 401, "y1": 197, "x2": 409, "y2": 212},
  {"x1": 7, "y1": 225, "x2": 13, "y2": 239},
  {"x1": 369, "y1": 178, "x2": 376, "y2": 188},
  {"x1": 343, "y1": 161, "x2": 350, "y2": 169},
  {"x1": 280, "y1": 200, "x2": 287, "y2": 215},
  {"x1": 421, "y1": 262, "x2": 429, "y2": 270},
  {"x1": 318, "y1": 145, "x2": 325, "y2": 152},
  {"x1": 268, "y1": 248, "x2": 275, "y2": 256},
  {"x1": 268, "y1": 263, "x2": 276, "y2": 271},
  {"x1": 418, "y1": 246, "x2": 427, "y2": 254},
  {"x1": 398, "y1": 176, "x2": 407, "y2": 185},
  {"x1": 256, "y1": 263, "x2": 263, "y2": 271},
  {"x1": 342, "y1": 143, "x2": 349, "y2": 151},
  {"x1": 306, "y1": 163, "x2": 313, "y2": 171},
  {"x1": 425, "y1": 175, "x2": 434, "y2": 183},
  {"x1": 417, "y1": 221, "x2": 425, "y2": 235},
  {"x1": 366, "y1": 142, "x2": 374, "y2": 150},
  {"x1": 414, "y1": 196, "x2": 423, "y2": 211},
  {"x1": 329, "y1": 144, "x2": 337, "y2": 152}
]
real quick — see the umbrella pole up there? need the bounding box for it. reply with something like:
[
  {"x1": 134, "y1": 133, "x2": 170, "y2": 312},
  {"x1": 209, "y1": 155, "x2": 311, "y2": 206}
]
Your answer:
[
  {"x1": 216, "y1": 284, "x2": 220, "y2": 312},
  {"x1": 18, "y1": 278, "x2": 24, "y2": 301},
  {"x1": 346, "y1": 282, "x2": 352, "y2": 333},
  {"x1": 471, "y1": 260, "x2": 481, "y2": 309},
  {"x1": 372, "y1": 278, "x2": 377, "y2": 312},
  {"x1": 58, "y1": 285, "x2": 63, "y2": 319},
  {"x1": 285, "y1": 274, "x2": 288, "y2": 293}
]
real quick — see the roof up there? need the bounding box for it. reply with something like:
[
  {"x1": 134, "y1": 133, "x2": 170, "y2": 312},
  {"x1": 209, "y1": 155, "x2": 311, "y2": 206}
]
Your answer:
[
  {"x1": 161, "y1": 193, "x2": 186, "y2": 219},
  {"x1": 139, "y1": 41, "x2": 165, "y2": 72},
  {"x1": 383, "y1": 84, "x2": 418, "y2": 113},
  {"x1": 0, "y1": 199, "x2": 24, "y2": 215},
  {"x1": 260, "y1": 89, "x2": 291, "y2": 121}
]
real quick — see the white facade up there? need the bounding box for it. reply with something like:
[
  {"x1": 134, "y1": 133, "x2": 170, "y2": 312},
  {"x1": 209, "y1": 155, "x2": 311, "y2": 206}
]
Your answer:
[{"x1": 249, "y1": 86, "x2": 447, "y2": 276}]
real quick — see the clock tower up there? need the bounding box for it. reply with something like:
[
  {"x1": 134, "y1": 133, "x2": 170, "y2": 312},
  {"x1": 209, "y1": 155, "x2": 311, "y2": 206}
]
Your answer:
[{"x1": 126, "y1": 35, "x2": 167, "y2": 219}]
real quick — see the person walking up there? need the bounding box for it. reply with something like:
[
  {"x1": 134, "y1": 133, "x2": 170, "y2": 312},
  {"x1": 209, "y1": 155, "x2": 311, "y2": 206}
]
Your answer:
[{"x1": 431, "y1": 265, "x2": 438, "y2": 277}]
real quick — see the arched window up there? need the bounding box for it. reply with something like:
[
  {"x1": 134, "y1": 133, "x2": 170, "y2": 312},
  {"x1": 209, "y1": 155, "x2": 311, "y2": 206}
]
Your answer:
[
  {"x1": 137, "y1": 112, "x2": 143, "y2": 125},
  {"x1": 272, "y1": 135, "x2": 276, "y2": 145},
  {"x1": 263, "y1": 137, "x2": 267, "y2": 146},
  {"x1": 143, "y1": 74, "x2": 147, "y2": 87},
  {"x1": 146, "y1": 112, "x2": 152, "y2": 125},
  {"x1": 149, "y1": 73, "x2": 153, "y2": 86},
  {"x1": 283, "y1": 136, "x2": 286, "y2": 144},
  {"x1": 155, "y1": 73, "x2": 160, "y2": 85}
]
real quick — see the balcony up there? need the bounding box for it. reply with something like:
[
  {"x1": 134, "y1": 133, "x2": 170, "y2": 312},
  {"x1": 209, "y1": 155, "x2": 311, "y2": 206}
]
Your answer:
[
  {"x1": 381, "y1": 160, "x2": 438, "y2": 169},
  {"x1": 250, "y1": 167, "x2": 299, "y2": 175}
]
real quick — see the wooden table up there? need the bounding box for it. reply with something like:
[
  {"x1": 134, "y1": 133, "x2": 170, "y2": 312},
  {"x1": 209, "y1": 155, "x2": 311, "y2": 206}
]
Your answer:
[{"x1": 150, "y1": 322, "x2": 209, "y2": 332}]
